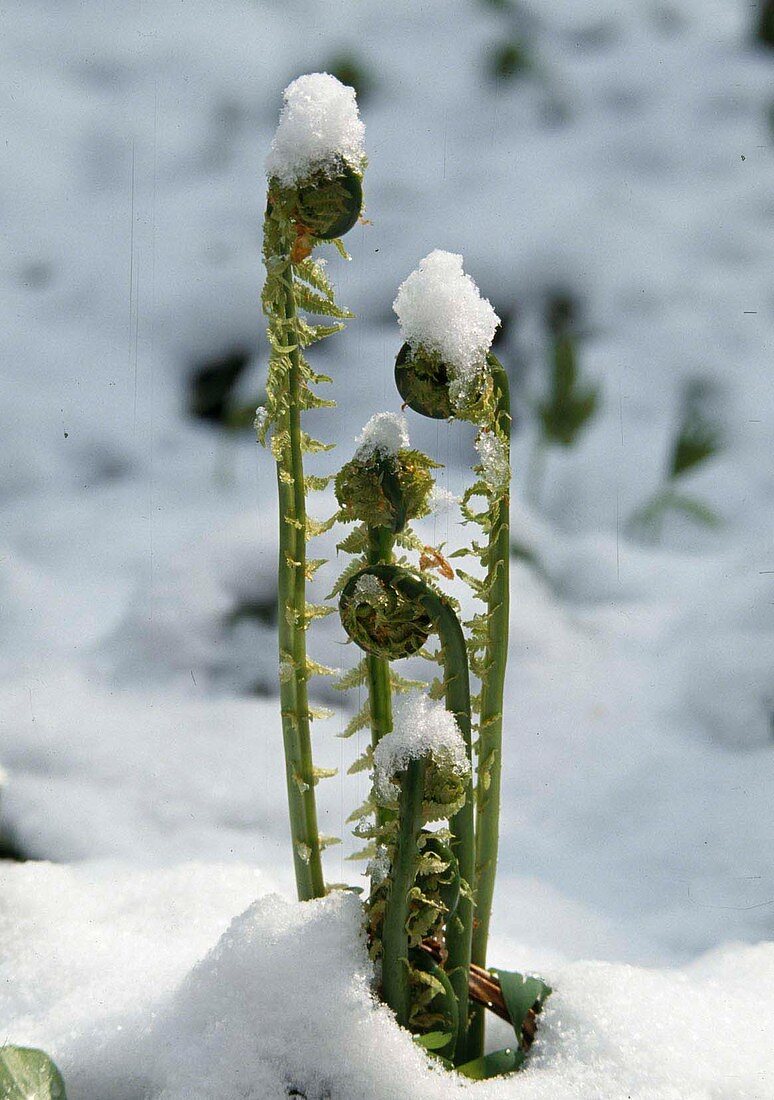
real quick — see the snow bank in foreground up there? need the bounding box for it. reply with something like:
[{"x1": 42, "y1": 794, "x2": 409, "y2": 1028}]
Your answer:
[{"x1": 1, "y1": 863, "x2": 772, "y2": 1099}]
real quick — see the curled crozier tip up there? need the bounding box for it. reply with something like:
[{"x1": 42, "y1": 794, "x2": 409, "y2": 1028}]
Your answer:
[{"x1": 339, "y1": 566, "x2": 432, "y2": 659}]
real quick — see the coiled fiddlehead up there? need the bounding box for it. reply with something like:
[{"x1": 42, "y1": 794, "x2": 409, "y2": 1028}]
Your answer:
[
  {"x1": 394, "y1": 342, "x2": 454, "y2": 421},
  {"x1": 339, "y1": 564, "x2": 475, "y2": 1065}
]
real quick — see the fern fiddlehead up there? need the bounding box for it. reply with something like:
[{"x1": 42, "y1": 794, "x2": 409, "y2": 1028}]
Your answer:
[{"x1": 333, "y1": 414, "x2": 438, "y2": 824}]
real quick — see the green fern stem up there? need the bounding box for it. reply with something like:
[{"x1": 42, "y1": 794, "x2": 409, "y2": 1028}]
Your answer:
[
  {"x1": 366, "y1": 527, "x2": 395, "y2": 828},
  {"x1": 381, "y1": 755, "x2": 426, "y2": 1028},
  {"x1": 469, "y1": 357, "x2": 511, "y2": 1055},
  {"x1": 276, "y1": 260, "x2": 325, "y2": 902}
]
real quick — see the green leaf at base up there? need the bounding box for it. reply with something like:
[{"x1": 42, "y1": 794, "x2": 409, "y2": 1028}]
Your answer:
[
  {"x1": 0, "y1": 1047, "x2": 67, "y2": 1099},
  {"x1": 456, "y1": 970, "x2": 551, "y2": 1080},
  {"x1": 456, "y1": 1047, "x2": 526, "y2": 1079},
  {"x1": 414, "y1": 1030, "x2": 454, "y2": 1051},
  {"x1": 496, "y1": 968, "x2": 552, "y2": 1050}
]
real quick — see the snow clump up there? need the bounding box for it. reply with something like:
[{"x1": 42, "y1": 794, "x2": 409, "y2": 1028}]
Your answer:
[
  {"x1": 373, "y1": 693, "x2": 469, "y2": 803},
  {"x1": 428, "y1": 485, "x2": 459, "y2": 517},
  {"x1": 266, "y1": 73, "x2": 366, "y2": 187},
  {"x1": 353, "y1": 412, "x2": 410, "y2": 463},
  {"x1": 393, "y1": 250, "x2": 499, "y2": 408}
]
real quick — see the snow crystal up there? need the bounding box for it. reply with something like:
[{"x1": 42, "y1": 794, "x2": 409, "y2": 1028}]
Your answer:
[
  {"x1": 352, "y1": 573, "x2": 385, "y2": 604},
  {"x1": 428, "y1": 485, "x2": 459, "y2": 518},
  {"x1": 366, "y1": 846, "x2": 391, "y2": 886},
  {"x1": 393, "y1": 250, "x2": 500, "y2": 407},
  {"x1": 266, "y1": 73, "x2": 365, "y2": 187},
  {"x1": 353, "y1": 412, "x2": 410, "y2": 462},
  {"x1": 373, "y1": 693, "x2": 469, "y2": 803},
  {"x1": 475, "y1": 430, "x2": 510, "y2": 494},
  {"x1": 253, "y1": 405, "x2": 268, "y2": 435}
]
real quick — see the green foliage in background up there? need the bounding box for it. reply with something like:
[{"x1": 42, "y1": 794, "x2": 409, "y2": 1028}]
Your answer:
[{"x1": 630, "y1": 378, "x2": 723, "y2": 538}]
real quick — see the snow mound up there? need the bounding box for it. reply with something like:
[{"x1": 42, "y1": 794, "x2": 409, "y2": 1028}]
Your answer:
[
  {"x1": 373, "y1": 693, "x2": 469, "y2": 802},
  {"x1": 153, "y1": 891, "x2": 422, "y2": 1099},
  {"x1": 393, "y1": 251, "x2": 500, "y2": 395},
  {"x1": 266, "y1": 72, "x2": 366, "y2": 187},
  {"x1": 353, "y1": 411, "x2": 410, "y2": 462},
  {"x1": 2, "y1": 864, "x2": 774, "y2": 1099}
]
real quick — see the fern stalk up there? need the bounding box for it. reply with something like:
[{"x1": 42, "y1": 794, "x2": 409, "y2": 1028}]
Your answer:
[
  {"x1": 427, "y1": 588, "x2": 475, "y2": 1066},
  {"x1": 366, "y1": 527, "x2": 395, "y2": 750},
  {"x1": 470, "y1": 359, "x2": 511, "y2": 1052},
  {"x1": 381, "y1": 756, "x2": 426, "y2": 1028},
  {"x1": 366, "y1": 527, "x2": 395, "y2": 829},
  {"x1": 276, "y1": 260, "x2": 325, "y2": 900}
]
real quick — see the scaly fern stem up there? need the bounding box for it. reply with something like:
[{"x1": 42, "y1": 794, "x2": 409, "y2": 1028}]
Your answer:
[
  {"x1": 469, "y1": 362, "x2": 511, "y2": 1056},
  {"x1": 277, "y1": 262, "x2": 325, "y2": 901},
  {"x1": 381, "y1": 756, "x2": 426, "y2": 1028}
]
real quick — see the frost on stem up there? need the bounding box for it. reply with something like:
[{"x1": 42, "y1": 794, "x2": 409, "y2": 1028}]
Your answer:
[
  {"x1": 253, "y1": 405, "x2": 269, "y2": 440},
  {"x1": 475, "y1": 429, "x2": 510, "y2": 495},
  {"x1": 366, "y1": 845, "x2": 391, "y2": 886},
  {"x1": 393, "y1": 250, "x2": 500, "y2": 416},
  {"x1": 266, "y1": 73, "x2": 366, "y2": 187},
  {"x1": 373, "y1": 693, "x2": 470, "y2": 815}
]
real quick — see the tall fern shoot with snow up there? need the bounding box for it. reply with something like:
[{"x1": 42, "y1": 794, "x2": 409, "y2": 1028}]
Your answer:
[{"x1": 258, "y1": 73, "x2": 366, "y2": 902}]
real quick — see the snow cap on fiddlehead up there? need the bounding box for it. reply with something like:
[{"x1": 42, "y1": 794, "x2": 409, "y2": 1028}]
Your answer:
[
  {"x1": 266, "y1": 73, "x2": 366, "y2": 241},
  {"x1": 335, "y1": 412, "x2": 439, "y2": 533},
  {"x1": 373, "y1": 693, "x2": 470, "y2": 821},
  {"x1": 393, "y1": 250, "x2": 499, "y2": 420},
  {"x1": 339, "y1": 568, "x2": 432, "y2": 659}
]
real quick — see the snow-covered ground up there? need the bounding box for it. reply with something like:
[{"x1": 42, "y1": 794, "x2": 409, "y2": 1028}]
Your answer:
[
  {"x1": 1, "y1": 0, "x2": 773, "y2": 1095},
  {"x1": 3, "y1": 864, "x2": 774, "y2": 1098}
]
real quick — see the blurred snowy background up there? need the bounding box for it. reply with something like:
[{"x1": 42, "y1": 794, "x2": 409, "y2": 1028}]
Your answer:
[{"x1": 1, "y1": 0, "x2": 773, "y2": 987}]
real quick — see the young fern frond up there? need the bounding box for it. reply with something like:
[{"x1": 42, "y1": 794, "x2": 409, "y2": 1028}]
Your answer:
[
  {"x1": 338, "y1": 563, "x2": 475, "y2": 1064},
  {"x1": 392, "y1": 253, "x2": 524, "y2": 1058},
  {"x1": 258, "y1": 75, "x2": 367, "y2": 903},
  {"x1": 333, "y1": 657, "x2": 370, "y2": 693}
]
